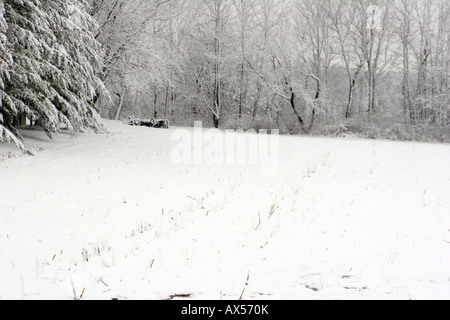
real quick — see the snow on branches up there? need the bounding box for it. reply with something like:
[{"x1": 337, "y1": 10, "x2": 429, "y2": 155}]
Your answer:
[{"x1": 0, "y1": 0, "x2": 107, "y2": 152}]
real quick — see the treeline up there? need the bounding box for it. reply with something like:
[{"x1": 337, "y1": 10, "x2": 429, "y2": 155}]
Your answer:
[
  {"x1": 93, "y1": 0, "x2": 449, "y2": 141},
  {"x1": 1, "y1": 0, "x2": 449, "y2": 151}
]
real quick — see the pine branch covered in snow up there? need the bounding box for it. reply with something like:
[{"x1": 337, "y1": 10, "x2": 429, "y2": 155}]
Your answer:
[
  {"x1": 0, "y1": 0, "x2": 108, "y2": 150},
  {"x1": 0, "y1": 124, "x2": 33, "y2": 155}
]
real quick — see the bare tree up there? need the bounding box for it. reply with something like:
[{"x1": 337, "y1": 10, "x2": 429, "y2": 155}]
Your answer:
[
  {"x1": 91, "y1": 0, "x2": 175, "y2": 119},
  {"x1": 231, "y1": 0, "x2": 253, "y2": 119},
  {"x1": 330, "y1": 0, "x2": 364, "y2": 118},
  {"x1": 293, "y1": 0, "x2": 335, "y2": 130},
  {"x1": 202, "y1": 0, "x2": 232, "y2": 128},
  {"x1": 395, "y1": 0, "x2": 413, "y2": 121},
  {"x1": 351, "y1": 0, "x2": 394, "y2": 119}
]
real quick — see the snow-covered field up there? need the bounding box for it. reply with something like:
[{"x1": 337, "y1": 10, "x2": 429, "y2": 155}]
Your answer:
[{"x1": 0, "y1": 120, "x2": 449, "y2": 300}]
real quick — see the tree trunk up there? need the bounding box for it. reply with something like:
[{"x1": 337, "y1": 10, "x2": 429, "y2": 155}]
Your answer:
[
  {"x1": 114, "y1": 92, "x2": 124, "y2": 120},
  {"x1": 213, "y1": 0, "x2": 222, "y2": 127},
  {"x1": 345, "y1": 79, "x2": 356, "y2": 118},
  {"x1": 238, "y1": 0, "x2": 247, "y2": 119},
  {"x1": 164, "y1": 85, "x2": 170, "y2": 118},
  {"x1": 402, "y1": 34, "x2": 412, "y2": 121},
  {"x1": 239, "y1": 62, "x2": 245, "y2": 118},
  {"x1": 252, "y1": 83, "x2": 261, "y2": 118},
  {"x1": 289, "y1": 90, "x2": 304, "y2": 129},
  {"x1": 309, "y1": 78, "x2": 320, "y2": 131},
  {"x1": 213, "y1": 114, "x2": 219, "y2": 128},
  {"x1": 367, "y1": 28, "x2": 375, "y2": 118},
  {"x1": 371, "y1": 74, "x2": 376, "y2": 115},
  {"x1": 153, "y1": 85, "x2": 158, "y2": 118}
]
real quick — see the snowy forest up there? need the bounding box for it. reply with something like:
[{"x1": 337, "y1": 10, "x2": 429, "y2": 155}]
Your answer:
[
  {"x1": 1, "y1": 0, "x2": 449, "y2": 301},
  {"x1": 1, "y1": 0, "x2": 449, "y2": 150}
]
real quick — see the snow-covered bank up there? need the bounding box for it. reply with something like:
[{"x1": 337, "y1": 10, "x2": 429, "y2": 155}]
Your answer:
[{"x1": 0, "y1": 120, "x2": 449, "y2": 300}]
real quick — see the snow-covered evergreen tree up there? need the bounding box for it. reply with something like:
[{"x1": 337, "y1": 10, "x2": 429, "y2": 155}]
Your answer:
[
  {"x1": 0, "y1": 0, "x2": 107, "y2": 151},
  {"x1": 0, "y1": 1, "x2": 30, "y2": 153}
]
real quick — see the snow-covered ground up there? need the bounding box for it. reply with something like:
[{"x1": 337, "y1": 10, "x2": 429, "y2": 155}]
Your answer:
[{"x1": 0, "y1": 120, "x2": 449, "y2": 300}]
